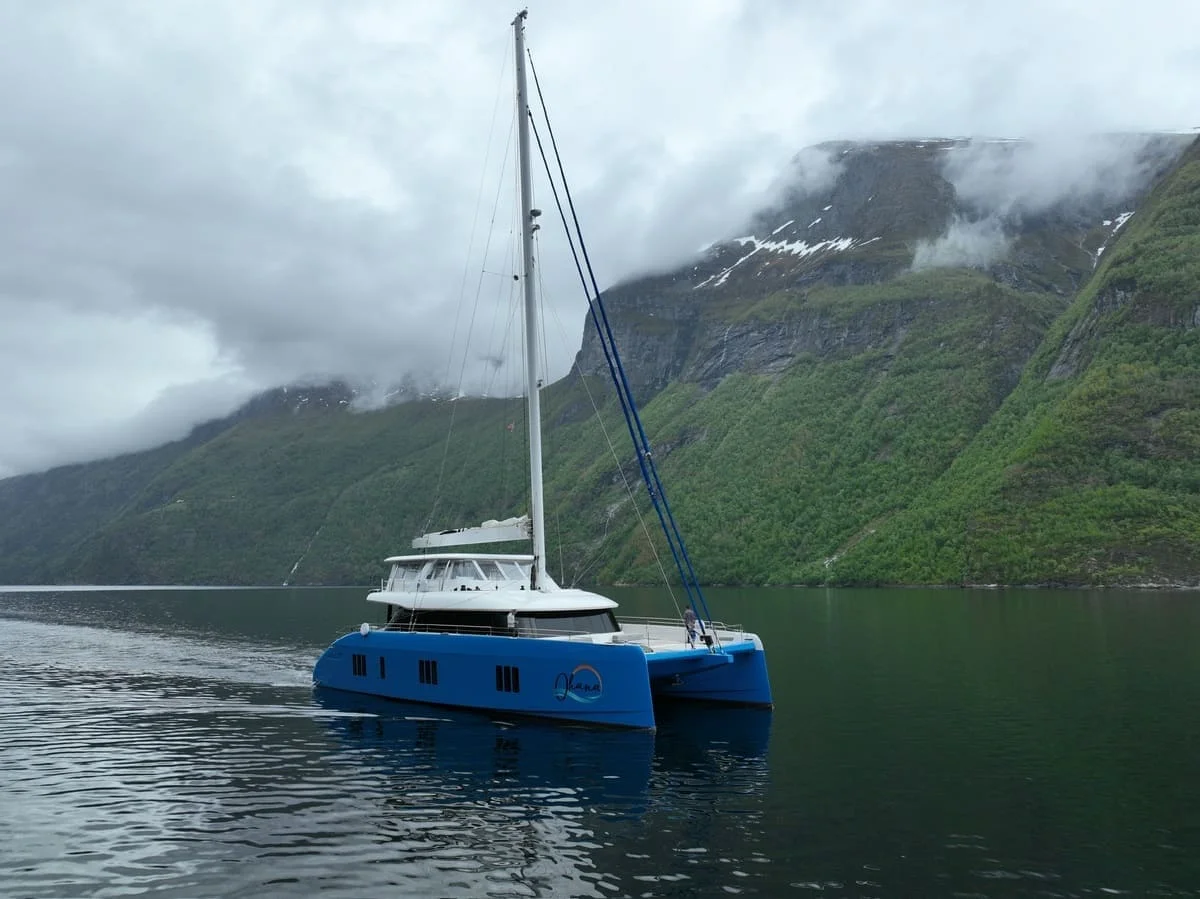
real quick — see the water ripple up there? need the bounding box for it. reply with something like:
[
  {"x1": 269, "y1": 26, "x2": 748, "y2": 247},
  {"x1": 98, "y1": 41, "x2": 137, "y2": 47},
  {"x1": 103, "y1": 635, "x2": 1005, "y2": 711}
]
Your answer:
[
  {"x1": 0, "y1": 603, "x2": 775, "y2": 898},
  {"x1": 6, "y1": 586, "x2": 1198, "y2": 897}
]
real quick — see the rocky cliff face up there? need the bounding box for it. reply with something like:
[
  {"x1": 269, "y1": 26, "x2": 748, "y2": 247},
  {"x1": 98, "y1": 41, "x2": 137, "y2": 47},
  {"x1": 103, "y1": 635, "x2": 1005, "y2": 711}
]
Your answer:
[{"x1": 576, "y1": 137, "x2": 1191, "y2": 397}]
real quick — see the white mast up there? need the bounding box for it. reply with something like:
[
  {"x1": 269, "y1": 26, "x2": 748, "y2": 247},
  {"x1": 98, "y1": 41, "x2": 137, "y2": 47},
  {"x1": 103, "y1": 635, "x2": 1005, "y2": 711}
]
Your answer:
[{"x1": 512, "y1": 9, "x2": 549, "y2": 590}]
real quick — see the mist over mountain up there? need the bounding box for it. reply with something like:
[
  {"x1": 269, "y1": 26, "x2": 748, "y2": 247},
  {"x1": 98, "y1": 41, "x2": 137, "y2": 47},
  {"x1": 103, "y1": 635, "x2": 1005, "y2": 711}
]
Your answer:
[
  {"x1": 576, "y1": 134, "x2": 1191, "y2": 393},
  {"x1": 1, "y1": 133, "x2": 1197, "y2": 588}
]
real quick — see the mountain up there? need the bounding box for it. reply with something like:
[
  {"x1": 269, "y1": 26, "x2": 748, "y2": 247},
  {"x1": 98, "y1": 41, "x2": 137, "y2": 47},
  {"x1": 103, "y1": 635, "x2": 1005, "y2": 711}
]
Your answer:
[
  {"x1": 577, "y1": 136, "x2": 1184, "y2": 395},
  {"x1": 829, "y1": 137, "x2": 1200, "y2": 585},
  {"x1": 1, "y1": 135, "x2": 1196, "y2": 587}
]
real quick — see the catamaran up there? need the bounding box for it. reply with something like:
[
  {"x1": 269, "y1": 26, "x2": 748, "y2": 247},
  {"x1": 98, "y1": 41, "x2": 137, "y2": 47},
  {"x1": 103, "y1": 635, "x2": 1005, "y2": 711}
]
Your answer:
[{"x1": 312, "y1": 10, "x2": 772, "y2": 730}]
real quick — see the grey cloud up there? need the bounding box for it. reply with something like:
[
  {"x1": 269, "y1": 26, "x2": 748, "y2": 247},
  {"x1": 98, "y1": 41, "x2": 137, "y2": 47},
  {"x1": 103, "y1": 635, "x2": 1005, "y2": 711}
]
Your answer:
[
  {"x1": 2, "y1": 0, "x2": 1200, "y2": 476},
  {"x1": 908, "y1": 133, "x2": 1192, "y2": 272},
  {"x1": 942, "y1": 134, "x2": 1185, "y2": 220},
  {"x1": 775, "y1": 147, "x2": 847, "y2": 201},
  {"x1": 911, "y1": 216, "x2": 1010, "y2": 271}
]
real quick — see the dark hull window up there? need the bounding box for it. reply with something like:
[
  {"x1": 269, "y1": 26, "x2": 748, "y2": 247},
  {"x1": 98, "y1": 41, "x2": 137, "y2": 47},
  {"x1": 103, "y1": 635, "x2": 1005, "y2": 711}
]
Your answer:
[
  {"x1": 514, "y1": 610, "x2": 618, "y2": 637},
  {"x1": 496, "y1": 665, "x2": 520, "y2": 693},
  {"x1": 386, "y1": 608, "x2": 510, "y2": 635},
  {"x1": 419, "y1": 659, "x2": 439, "y2": 685}
]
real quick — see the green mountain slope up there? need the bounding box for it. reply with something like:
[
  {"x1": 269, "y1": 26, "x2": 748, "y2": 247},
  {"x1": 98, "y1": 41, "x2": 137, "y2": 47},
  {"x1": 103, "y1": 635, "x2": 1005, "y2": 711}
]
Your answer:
[
  {"x1": 18, "y1": 266, "x2": 1066, "y2": 587},
  {"x1": 1, "y1": 137, "x2": 1196, "y2": 588},
  {"x1": 553, "y1": 272, "x2": 1069, "y2": 585},
  {"x1": 830, "y1": 140, "x2": 1200, "y2": 586},
  {"x1": 0, "y1": 412, "x2": 247, "y2": 583},
  {"x1": 62, "y1": 390, "x2": 537, "y2": 585}
]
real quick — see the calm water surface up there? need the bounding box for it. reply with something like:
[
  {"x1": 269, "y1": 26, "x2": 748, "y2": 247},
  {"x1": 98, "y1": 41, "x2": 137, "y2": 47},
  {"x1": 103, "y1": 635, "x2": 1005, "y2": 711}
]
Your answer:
[{"x1": 1, "y1": 586, "x2": 1197, "y2": 897}]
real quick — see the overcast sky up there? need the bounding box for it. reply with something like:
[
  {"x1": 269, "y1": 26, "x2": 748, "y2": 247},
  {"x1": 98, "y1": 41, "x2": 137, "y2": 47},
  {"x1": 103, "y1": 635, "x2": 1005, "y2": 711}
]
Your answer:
[{"x1": 1, "y1": 0, "x2": 1197, "y2": 478}]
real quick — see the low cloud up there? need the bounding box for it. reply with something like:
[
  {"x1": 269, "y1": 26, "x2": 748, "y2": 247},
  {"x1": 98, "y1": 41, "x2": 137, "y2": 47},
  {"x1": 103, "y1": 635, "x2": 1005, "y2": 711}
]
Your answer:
[
  {"x1": 910, "y1": 133, "x2": 1190, "y2": 272},
  {"x1": 775, "y1": 145, "x2": 847, "y2": 202},
  {"x1": 942, "y1": 133, "x2": 1188, "y2": 220},
  {"x1": 911, "y1": 215, "x2": 1010, "y2": 271}
]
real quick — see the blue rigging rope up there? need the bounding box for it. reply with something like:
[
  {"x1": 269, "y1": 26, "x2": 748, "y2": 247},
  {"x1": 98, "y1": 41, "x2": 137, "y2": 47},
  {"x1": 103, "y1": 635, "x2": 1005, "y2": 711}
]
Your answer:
[{"x1": 526, "y1": 56, "x2": 715, "y2": 631}]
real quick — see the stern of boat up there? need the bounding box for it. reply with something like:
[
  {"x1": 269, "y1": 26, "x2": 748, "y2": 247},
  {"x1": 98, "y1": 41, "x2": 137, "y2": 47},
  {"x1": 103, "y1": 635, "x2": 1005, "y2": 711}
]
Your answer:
[{"x1": 621, "y1": 620, "x2": 773, "y2": 707}]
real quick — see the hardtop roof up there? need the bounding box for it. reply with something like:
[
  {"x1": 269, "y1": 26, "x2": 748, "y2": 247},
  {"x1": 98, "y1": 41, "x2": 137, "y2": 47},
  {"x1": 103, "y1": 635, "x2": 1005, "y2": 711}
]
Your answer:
[{"x1": 384, "y1": 553, "x2": 535, "y2": 564}]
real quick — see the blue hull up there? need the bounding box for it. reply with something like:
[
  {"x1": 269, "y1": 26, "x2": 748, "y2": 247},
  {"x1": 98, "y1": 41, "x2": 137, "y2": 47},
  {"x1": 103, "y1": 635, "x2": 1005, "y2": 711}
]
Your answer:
[
  {"x1": 314, "y1": 630, "x2": 657, "y2": 729},
  {"x1": 646, "y1": 640, "x2": 774, "y2": 707},
  {"x1": 313, "y1": 630, "x2": 772, "y2": 729}
]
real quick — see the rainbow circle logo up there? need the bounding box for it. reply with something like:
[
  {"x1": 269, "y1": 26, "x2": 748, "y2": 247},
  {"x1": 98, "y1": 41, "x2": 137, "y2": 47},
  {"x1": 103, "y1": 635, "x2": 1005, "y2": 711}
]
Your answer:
[{"x1": 553, "y1": 664, "x2": 603, "y2": 703}]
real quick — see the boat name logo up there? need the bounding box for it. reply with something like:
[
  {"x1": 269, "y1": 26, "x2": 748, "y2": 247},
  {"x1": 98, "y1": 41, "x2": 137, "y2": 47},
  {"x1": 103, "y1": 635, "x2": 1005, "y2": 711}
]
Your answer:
[{"x1": 553, "y1": 664, "x2": 603, "y2": 703}]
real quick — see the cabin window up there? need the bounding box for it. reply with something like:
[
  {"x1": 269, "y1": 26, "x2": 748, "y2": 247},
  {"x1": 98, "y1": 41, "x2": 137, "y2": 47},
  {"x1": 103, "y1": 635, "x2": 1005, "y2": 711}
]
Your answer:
[
  {"x1": 495, "y1": 665, "x2": 521, "y2": 693},
  {"x1": 351, "y1": 653, "x2": 367, "y2": 676},
  {"x1": 451, "y1": 560, "x2": 482, "y2": 581},
  {"x1": 514, "y1": 610, "x2": 619, "y2": 637},
  {"x1": 425, "y1": 560, "x2": 451, "y2": 589},
  {"x1": 419, "y1": 658, "x2": 439, "y2": 685},
  {"x1": 500, "y1": 561, "x2": 526, "y2": 581},
  {"x1": 379, "y1": 656, "x2": 386, "y2": 679},
  {"x1": 479, "y1": 560, "x2": 507, "y2": 581},
  {"x1": 408, "y1": 609, "x2": 508, "y2": 634},
  {"x1": 393, "y1": 563, "x2": 423, "y2": 590}
]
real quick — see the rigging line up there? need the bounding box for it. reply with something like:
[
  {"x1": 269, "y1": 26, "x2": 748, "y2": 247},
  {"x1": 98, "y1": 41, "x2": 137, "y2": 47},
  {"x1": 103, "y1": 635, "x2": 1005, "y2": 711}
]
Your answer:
[
  {"x1": 441, "y1": 36, "x2": 511, "y2": 389},
  {"x1": 534, "y1": 230, "x2": 679, "y2": 608},
  {"x1": 425, "y1": 37, "x2": 513, "y2": 534},
  {"x1": 528, "y1": 124, "x2": 680, "y2": 615},
  {"x1": 512, "y1": 150, "x2": 533, "y2": 522},
  {"x1": 568, "y1": 504, "x2": 611, "y2": 586},
  {"x1": 477, "y1": 119, "x2": 520, "y2": 396},
  {"x1": 528, "y1": 53, "x2": 715, "y2": 631},
  {"x1": 555, "y1": 504, "x2": 565, "y2": 585},
  {"x1": 528, "y1": 153, "x2": 554, "y2": 407},
  {"x1": 477, "y1": 188, "x2": 523, "y2": 510},
  {"x1": 517, "y1": 269, "x2": 532, "y2": 524},
  {"x1": 527, "y1": 110, "x2": 697, "y2": 617},
  {"x1": 453, "y1": 103, "x2": 517, "y2": 397},
  {"x1": 482, "y1": 187, "x2": 523, "y2": 399},
  {"x1": 424, "y1": 84, "x2": 518, "y2": 532},
  {"x1": 571, "y1": 367, "x2": 680, "y2": 608},
  {"x1": 532, "y1": 228, "x2": 551, "y2": 396},
  {"x1": 493, "y1": 185, "x2": 524, "y2": 510}
]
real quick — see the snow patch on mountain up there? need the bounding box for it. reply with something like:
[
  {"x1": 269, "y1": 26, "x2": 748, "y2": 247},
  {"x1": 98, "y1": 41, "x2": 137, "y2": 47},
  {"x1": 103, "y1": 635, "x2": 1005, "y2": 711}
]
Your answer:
[
  {"x1": 1093, "y1": 211, "x2": 1135, "y2": 266},
  {"x1": 694, "y1": 234, "x2": 879, "y2": 289}
]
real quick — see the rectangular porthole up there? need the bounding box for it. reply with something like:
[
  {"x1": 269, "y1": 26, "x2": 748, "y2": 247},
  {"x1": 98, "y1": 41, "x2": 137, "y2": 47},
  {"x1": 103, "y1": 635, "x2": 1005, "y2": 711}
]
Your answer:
[
  {"x1": 379, "y1": 656, "x2": 386, "y2": 679},
  {"x1": 352, "y1": 653, "x2": 367, "y2": 677},
  {"x1": 495, "y1": 665, "x2": 521, "y2": 693},
  {"x1": 419, "y1": 659, "x2": 439, "y2": 686}
]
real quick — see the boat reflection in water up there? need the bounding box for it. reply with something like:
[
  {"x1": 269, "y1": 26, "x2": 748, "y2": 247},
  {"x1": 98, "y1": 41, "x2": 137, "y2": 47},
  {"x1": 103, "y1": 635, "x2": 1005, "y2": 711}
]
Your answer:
[
  {"x1": 313, "y1": 687, "x2": 771, "y2": 810},
  {"x1": 651, "y1": 701, "x2": 773, "y2": 760},
  {"x1": 310, "y1": 690, "x2": 772, "y2": 893},
  {"x1": 313, "y1": 687, "x2": 657, "y2": 810}
]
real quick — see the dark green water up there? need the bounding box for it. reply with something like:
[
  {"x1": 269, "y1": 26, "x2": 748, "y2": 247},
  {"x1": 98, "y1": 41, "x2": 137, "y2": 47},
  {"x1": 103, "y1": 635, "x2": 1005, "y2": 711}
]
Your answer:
[{"x1": 1, "y1": 586, "x2": 1197, "y2": 897}]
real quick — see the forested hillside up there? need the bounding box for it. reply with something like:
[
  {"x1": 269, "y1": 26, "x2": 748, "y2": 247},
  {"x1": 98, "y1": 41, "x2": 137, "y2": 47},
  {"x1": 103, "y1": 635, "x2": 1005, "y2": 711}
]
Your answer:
[
  {"x1": 830, "y1": 138, "x2": 1200, "y2": 585},
  {"x1": 1, "y1": 136, "x2": 1196, "y2": 587}
]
